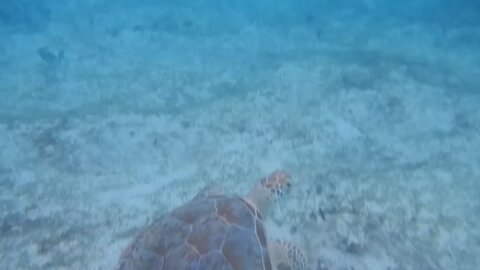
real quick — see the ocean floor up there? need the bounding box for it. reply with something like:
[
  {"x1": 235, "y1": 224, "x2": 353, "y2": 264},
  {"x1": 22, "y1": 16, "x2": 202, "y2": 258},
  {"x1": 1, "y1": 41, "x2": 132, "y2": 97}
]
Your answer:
[{"x1": 1, "y1": 2, "x2": 480, "y2": 270}]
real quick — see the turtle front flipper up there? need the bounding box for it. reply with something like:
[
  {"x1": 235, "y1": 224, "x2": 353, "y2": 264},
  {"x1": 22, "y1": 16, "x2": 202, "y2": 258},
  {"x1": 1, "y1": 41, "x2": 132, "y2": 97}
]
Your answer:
[{"x1": 269, "y1": 239, "x2": 310, "y2": 270}]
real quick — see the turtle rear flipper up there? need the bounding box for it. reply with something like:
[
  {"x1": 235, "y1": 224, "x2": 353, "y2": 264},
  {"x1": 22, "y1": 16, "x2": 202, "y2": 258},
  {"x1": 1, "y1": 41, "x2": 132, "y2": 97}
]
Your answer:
[{"x1": 270, "y1": 239, "x2": 310, "y2": 270}]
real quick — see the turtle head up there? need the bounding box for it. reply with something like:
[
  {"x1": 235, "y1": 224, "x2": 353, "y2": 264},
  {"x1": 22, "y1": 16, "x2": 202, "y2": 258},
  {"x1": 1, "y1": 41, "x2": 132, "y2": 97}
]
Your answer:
[
  {"x1": 245, "y1": 171, "x2": 292, "y2": 215},
  {"x1": 260, "y1": 170, "x2": 292, "y2": 200}
]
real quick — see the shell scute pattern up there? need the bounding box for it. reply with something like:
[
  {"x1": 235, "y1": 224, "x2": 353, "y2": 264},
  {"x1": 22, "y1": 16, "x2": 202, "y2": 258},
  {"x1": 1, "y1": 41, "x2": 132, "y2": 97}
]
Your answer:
[
  {"x1": 147, "y1": 216, "x2": 192, "y2": 256},
  {"x1": 188, "y1": 215, "x2": 229, "y2": 254},
  {"x1": 172, "y1": 196, "x2": 217, "y2": 224},
  {"x1": 216, "y1": 196, "x2": 257, "y2": 229},
  {"x1": 117, "y1": 194, "x2": 270, "y2": 270},
  {"x1": 117, "y1": 215, "x2": 191, "y2": 269},
  {"x1": 255, "y1": 218, "x2": 268, "y2": 247},
  {"x1": 163, "y1": 244, "x2": 199, "y2": 269},
  {"x1": 196, "y1": 251, "x2": 231, "y2": 269},
  {"x1": 222, "y1": 225, "x2": 270, "y2": 270}
]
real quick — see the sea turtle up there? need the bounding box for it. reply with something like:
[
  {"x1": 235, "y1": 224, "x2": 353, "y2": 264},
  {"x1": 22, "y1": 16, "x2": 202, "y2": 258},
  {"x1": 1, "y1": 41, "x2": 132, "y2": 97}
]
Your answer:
[{"x1": 116, "y1": 171, "x2": 310, "y2": 270}]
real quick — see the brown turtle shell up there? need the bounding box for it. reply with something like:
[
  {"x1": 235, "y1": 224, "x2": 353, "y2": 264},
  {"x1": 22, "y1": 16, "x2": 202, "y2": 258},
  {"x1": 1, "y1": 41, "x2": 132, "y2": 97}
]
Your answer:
[{"x1": 116, "y1": 193, "x2": 272, "y2": 270}]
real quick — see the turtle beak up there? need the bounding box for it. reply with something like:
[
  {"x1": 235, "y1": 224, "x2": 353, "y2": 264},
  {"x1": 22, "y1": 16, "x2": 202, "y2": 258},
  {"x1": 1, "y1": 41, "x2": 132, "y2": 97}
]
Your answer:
[{"x1": 261, "y1": 170, "x2": 293, "y2": 199}]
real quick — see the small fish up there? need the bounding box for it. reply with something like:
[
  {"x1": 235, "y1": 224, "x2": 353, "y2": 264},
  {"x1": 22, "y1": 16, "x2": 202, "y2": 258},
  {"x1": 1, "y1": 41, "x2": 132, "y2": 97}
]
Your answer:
[
  {"x1": 38, "y1": 47, "x2": 64, "y2": 65},
  {"x1": 318, "y1": 207, "x2": 326, "y2": 221},
  {"x1": 37, "y1": 47, "x2": 57, "y2": 64}
]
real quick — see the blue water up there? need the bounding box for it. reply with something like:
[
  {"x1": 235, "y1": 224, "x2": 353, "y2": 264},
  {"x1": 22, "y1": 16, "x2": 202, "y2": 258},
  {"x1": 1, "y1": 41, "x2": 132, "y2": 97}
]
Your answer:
[{"x1": 1, "y1": 1, "x2": 479, "y2": 269}]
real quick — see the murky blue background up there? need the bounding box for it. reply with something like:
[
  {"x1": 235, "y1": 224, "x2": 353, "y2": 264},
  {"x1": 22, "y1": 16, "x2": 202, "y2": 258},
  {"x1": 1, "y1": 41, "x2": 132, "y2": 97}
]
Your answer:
[{"x1": 1, "y1": 1, "x2": 479, "y2": 269}]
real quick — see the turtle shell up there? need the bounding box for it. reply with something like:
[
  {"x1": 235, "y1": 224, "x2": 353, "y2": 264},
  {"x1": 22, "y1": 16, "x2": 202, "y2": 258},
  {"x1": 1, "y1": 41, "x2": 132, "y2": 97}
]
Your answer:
[{"x1": 116, "y1": 193, "x2": 272, "y2": 270}]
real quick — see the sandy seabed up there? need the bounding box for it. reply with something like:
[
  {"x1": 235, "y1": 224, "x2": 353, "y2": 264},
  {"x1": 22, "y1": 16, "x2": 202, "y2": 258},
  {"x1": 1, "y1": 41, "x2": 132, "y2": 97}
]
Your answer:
[{"x1": 1, "y1": 3, "x2": 480, "y2": 270}]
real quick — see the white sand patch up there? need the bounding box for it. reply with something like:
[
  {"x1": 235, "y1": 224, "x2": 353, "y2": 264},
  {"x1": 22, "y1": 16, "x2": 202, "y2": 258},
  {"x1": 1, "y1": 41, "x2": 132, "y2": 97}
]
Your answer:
[{"x1": 1, "y1": 2, "x2": 480, "y2": 270}]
